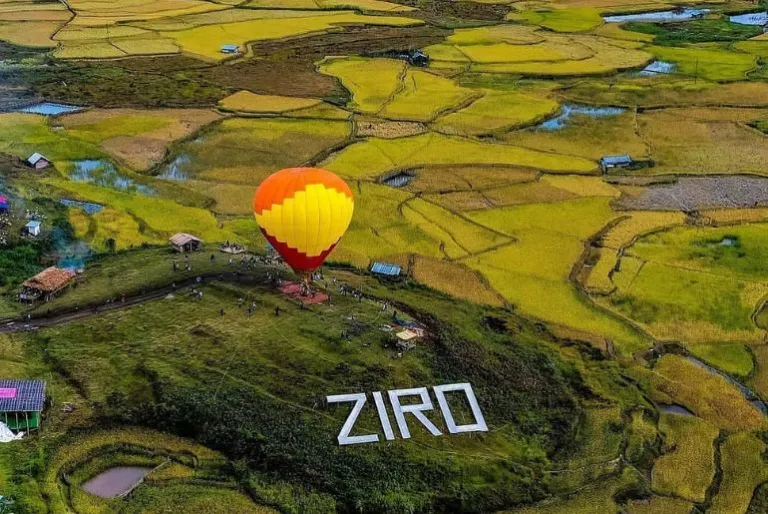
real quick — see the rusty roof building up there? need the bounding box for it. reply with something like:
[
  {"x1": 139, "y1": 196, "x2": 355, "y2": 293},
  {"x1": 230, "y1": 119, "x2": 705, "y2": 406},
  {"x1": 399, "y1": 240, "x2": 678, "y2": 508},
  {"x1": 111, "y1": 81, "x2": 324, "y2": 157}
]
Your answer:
[{"x1": 20, "y1": 267, "x2": 76, "y2": 302}]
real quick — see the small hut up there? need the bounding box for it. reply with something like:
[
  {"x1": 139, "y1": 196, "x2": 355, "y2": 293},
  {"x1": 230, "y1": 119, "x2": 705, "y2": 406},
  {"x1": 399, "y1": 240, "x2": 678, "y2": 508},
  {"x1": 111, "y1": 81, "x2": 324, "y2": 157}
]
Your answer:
[
  {"x1": 0, "y1": 196, "x2": 8, "y2": 213},
  {"x1": 600, "y1": 155, "x2": 633, "y2": 173},
  {"x1": 25, "y1": 153, "x2": 50, "y2": 170},
  {"x1": 0, "y1": 379, "x2": 46, "y2": 431},
  {"x1": 395, "y1": 329, "x2": 420, "y2": 352},
  {"x1": 19, "y1": 267, "x2": 76, "y2": 302},
  {"x1": 170, "y1": 233, "x2": 203, "y2": 253},
  {"x1": 25, "y1": 220, "x2": 41, "y2": 237},
  {"x1": 221, "y1": 44, "x2": 239, "y2": 54}
]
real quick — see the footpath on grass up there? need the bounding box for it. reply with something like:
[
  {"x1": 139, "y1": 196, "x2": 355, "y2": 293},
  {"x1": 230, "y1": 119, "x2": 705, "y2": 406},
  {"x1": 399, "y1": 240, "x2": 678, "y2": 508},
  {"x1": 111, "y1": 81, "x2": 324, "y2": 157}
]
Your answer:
[{"x1": 0, "y1": 270, "x2": 273, "y2": 333}]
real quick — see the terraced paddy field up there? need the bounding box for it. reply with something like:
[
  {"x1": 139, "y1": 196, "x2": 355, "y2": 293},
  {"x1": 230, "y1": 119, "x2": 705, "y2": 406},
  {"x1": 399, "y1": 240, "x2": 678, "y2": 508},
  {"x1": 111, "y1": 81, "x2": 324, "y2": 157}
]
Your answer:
[{"x1": 2, "y1": 0, "x2": 768, "y2": 512}]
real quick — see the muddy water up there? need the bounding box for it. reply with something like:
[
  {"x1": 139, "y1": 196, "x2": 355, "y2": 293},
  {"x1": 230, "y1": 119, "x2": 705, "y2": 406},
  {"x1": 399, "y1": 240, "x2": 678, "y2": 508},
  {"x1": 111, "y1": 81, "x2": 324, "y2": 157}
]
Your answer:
[{"x1": 81, "y1": 467, "x2": 152, "y2": 498}]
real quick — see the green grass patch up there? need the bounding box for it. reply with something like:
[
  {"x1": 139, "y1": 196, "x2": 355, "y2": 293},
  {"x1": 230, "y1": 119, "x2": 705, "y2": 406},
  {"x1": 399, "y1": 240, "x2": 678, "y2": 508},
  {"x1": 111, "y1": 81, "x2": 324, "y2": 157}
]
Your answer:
[
  {"x1": 688, "y1": 343, "x2": 753, "y2": 378},
  {"x1": 515, "y1": 8, "x2": 603, "y2": 33},
  {"x1": 648, "y1": 45, "x2": 757, "y2": 81},
  {"x1": 626, "y1": 20, "x2": 762, "y2": 45}
]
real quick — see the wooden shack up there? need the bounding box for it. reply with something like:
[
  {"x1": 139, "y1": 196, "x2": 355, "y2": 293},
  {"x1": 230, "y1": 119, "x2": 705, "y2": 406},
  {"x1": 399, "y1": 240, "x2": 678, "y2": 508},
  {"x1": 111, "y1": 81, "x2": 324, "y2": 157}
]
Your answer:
[
  {"x1": 169, "y1": 233, "x2": 203, "y2": 253},
  {"x1": 0, "y1": 379, "x2": 46, "y2": 431},
  {"x1": 19, "y1": 267, "x2": 76, "y2": 302}
]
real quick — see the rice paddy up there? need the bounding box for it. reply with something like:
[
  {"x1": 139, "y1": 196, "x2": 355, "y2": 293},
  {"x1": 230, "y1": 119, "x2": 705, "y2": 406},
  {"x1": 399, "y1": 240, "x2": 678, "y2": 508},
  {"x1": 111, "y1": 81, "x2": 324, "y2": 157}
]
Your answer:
[{"x1": 3, "y1": 1, "x2": 768, "y2": 512}]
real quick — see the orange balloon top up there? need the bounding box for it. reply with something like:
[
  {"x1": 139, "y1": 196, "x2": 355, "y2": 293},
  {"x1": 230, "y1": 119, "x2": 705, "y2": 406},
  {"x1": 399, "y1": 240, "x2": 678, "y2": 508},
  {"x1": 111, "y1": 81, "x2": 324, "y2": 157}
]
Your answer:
[{"x1": 253, "y1": 167, "x2": 353, "y2": 216}]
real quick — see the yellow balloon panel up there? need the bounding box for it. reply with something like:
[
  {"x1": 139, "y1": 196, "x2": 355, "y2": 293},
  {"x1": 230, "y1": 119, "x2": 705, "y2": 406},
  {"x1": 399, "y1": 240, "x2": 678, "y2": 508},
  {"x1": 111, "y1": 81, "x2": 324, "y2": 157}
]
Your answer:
[{"x1": 256, "y1": 183, "x2": 354, "y2": 257}]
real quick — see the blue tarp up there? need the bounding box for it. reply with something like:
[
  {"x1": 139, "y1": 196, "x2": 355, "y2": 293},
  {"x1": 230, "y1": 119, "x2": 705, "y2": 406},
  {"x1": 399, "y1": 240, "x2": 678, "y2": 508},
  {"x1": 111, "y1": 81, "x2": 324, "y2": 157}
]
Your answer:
[{"x1": 371, "y1": 262, "x2": 401, "y2": 277}]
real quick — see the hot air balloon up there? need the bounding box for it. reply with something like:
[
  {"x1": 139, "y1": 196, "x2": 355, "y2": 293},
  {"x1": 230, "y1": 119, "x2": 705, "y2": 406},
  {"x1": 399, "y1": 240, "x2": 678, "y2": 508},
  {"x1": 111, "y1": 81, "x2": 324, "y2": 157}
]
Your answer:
[{"x1": 253, "y1": 167, "x2": 354, "y2": 279}]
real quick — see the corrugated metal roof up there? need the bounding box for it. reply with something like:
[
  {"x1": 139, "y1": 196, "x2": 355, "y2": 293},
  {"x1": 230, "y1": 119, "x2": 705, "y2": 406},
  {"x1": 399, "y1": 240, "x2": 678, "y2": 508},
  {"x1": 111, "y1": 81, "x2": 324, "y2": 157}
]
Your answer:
[
  {"x1": 371, "y1": 262, "x2": 401, "y2": 276},
  {"x1": 0, "y1": 380, "x2": 45, "y2": 412},
  {"x1": 169, "y1": 233, "x2": 202, "y2": 246},
  {"x1": 26, "y1": 153, "x2": 48, "y2": 165},
  {"x1": 600, "y1": 155, "x2": 632, "y2": 165}
]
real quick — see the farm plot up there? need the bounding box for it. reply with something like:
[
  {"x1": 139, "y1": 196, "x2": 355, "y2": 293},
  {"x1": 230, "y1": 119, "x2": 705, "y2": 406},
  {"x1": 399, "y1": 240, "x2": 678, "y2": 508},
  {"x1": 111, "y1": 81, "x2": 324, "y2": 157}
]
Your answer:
[
  {"x1": 218, "y1": 91, "x2": 322, "y2": 114},
  {"x1": 465, "y1": 197, "x2": 647, "y2": 353},
  {"x1": 583, "y1": 211, "x2": 686, "y2": 294},
  {"x1": 323, "y1": 132, "x2": 597, "y2": 179},
  {"x1": 380, "y1": 70, "x2": 476, "y2": 122},
  {"x1": 709, "y1": 432, "x2": 768, "y2": 514},
  {"x1": 651, "y1": 413, "x2": 718, "y2": 503},
  {"x1": 504, "y1": 108, "x2": 647, "y2": 161},
  {"x1": 59, "y1": 108, "x2": 221, "y2": 171},
  {"x1": 164, "y1": 117, "x2": 351, "y2": 188},
  {"x1": 648, "y1": 45, "x2": 757, "y2": 82},
  {"x1": 245, "y1": 0, "x2": 414, "y2": 11},
  {"x1": 650, "y1": 354, "x2": 766, "y2": 431},
  {"x1": 162, "y1": 13, "x2": 423, "y2": 61},
  {"x1": 637, "y1": 107, "x2": 768, "y2": 175},
  {"x1": 49, "y1": 178, "x2": 237, "y2": 244},
  {"x1": 608, "y1": 223, "x2": 768, "y2": 344},
  {"x1": 65, "y1": 0, "x2": 228, "y2": 26},
  {"x1": 562, "y1": 78, "x2": 768, "y2": 108},
  {"x1": 319, "y1": 57, "x2": 405, "y2": 114},
  {"x1": 512, "y1": 8, "x2": 604, "y2": 33},
  {"x1": 0, "y1": 20, "x2": 62, "y2": 47},
  {"x1": 435, "y1": 89, "x2": 558, "y2": 135}
]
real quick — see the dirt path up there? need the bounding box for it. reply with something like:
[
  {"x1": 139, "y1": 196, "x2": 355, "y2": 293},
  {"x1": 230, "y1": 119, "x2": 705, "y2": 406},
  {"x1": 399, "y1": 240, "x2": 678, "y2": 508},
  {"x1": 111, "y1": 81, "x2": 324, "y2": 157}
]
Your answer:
[{"x1": 0, "y1": 270, "x2": 271, "y2": 334}]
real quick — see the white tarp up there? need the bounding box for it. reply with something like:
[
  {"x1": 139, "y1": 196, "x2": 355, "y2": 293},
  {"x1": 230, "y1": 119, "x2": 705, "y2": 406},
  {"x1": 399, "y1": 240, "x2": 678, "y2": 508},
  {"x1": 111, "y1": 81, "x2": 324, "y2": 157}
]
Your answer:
[{"x1": 0, "y1": 422, "x2": 23, "y2": 443}]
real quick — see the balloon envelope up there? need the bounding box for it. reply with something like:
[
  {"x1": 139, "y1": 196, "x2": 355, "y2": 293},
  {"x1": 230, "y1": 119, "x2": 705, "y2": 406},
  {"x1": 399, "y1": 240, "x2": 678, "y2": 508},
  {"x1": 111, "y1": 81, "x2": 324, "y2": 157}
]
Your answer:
[{"x1": 253, "y1": 167, "x2": 354, "y2": 273}]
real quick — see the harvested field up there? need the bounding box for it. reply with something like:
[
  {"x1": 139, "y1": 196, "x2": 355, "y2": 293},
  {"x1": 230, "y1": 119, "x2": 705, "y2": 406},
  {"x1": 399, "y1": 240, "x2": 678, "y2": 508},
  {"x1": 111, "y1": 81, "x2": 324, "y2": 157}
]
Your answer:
[
  {"x1": 617, "y1": 176, "x2": 768, "y2": 211},
  {"x1": 218, "y1": 91, "x2": 321, "y2": 113},
  {"x1": 638, "y1": 108, "x2": 768, "y2": 176},
  {"x1": 355, "y1": 119, "x2": 426, "y2": 138}
]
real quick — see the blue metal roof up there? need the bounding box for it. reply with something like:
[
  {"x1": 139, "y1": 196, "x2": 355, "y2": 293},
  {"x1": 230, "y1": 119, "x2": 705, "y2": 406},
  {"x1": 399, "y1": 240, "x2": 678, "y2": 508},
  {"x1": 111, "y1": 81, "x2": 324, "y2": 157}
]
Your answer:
[
  {"x1": 600, "y1": 155, "x2": 632, "y2": 165},
  {"x1": 221, "y1": 44, "x2": 239, "y2": 52},
  {"x1": 0, "y1": 380, "x2": 45, "y2": 412},
  {"x1": 371, "y1": 262, "x2": 401, "y2": 277}
]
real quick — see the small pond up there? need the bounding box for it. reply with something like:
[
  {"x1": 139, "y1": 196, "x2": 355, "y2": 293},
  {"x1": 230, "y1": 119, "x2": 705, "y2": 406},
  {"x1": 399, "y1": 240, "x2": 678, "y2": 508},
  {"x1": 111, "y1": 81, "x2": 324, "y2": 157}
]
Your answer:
[
  {"x1": 537, "y1": 104, "x2": 625, "y2": 131},
  {"x1": 603, "y1": 8, "x2": 709, "y2": 23},
  {"x1": 16, "y1": 102, "x2": 84, "y2": 116},
  {"x1": 638, "y1": 60, "x2": 675, "y2": 76},
  {"x1": 658, "y1": 404, "x2": 694, "y2": 416},
  {"x1": 70, "y1": 159, "x2": 155, "y2": 195},
  {"x1": 81, "y1": 467, "x2": 152, "y2": 498},
  {"x1": 159, "y1": 153, "x2": 191, "y2": 182},
  {"x1": 59, "y1": 198, "x2": 104, "y2": 214},
  {"x1": 383, "y1": 172, "x2": 415, "y2": 188},
  {"x1": 730, "y1": 11, "x2": 768, "y2": 25}
]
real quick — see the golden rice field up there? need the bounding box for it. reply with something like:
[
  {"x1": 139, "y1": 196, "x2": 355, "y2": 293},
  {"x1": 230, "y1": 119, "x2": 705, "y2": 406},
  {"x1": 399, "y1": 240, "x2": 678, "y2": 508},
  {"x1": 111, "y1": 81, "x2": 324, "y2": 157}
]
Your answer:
[
  {"x1": 4, "y1": 2, "x2": 768, "y2": 511},
  {"x1": 651, "y1": 413, "x2": 718, "y2": 503}
]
